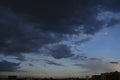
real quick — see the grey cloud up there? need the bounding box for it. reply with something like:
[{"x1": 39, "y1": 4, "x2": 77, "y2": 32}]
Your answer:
[
  {"x1": 96, "y1": 10, "x2": 120, "y2": 28},
  {"x1": 110, "y1": 61, "x2": 119, "y2": 64},
  {"x1": 42, "y1": 59, "x2": 63, "y2": 66},
  {"x1": 0, "y1": 1, "x2": 115, "y2": 35},
  {"x1": 0, "y1": 7, "x2": 62, "y2": 56},
  {"x1": 71, "y1": 55, "x2": 87, "y2": 61},
  {"x1": 0, "y1": 0, "x2": 120, "y2": 60},
  {"x1": 0, "y1": 60, "x2": 20, "y2": 72},
  {"x1": 73, "y1": 37, "x2": 92, "y2": 45},
  {"x1": 101, "y1": 0, "x2": 120, "y2": 12},
  {"x1": 74, "y1": 60, "x2": 116, "y2": 73},
  {"x1": 16, "y1": 55, "x2": 26, "y2": 61},
  {"x1": 45, "y1": 44, "x2": 74, "y2": 59},
  {"x1": 89, "y1": 58, "x2": 102, "y2": 61},
  {"x1": 107, "y1": 19, "x2": 120, "y2": 27},
  {"x1": 28, "y1": 63, "x2": 34, "y2": 67}
]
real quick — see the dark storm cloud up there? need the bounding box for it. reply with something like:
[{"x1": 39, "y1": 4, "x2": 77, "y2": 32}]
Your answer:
[
  {"x1": 0, "y1": 0, "x2": 120, "y2": 59},
  {"x1": 0, "y1": 60, "x2": 20, "y2": 72},
  {"x1": 101, "y1": 0, "x2": 120, "y2": 12},
  {"x1": 43, "y1": 59, "x2": 63, "y2": 66},
  {"x1": 0, "y1": 0, "x2": 111, "y2": 34},
  {"x1": 8, "y1": 0, "x2": 99, "y2": 33},
  {"x1": 47, "y1": 44, "x2": 74, "y2": 59},
  {"x1": 0, "y1": 7, "x2": 62, "y2": 56}
]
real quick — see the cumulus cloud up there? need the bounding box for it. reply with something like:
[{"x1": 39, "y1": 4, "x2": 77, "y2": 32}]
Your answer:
[{"x1": 0, "y1": 60, "x2": 20, "y2": 72}]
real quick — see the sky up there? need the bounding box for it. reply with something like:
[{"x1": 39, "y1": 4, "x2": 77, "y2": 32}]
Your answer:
[{"x1": 0, "y1": 0, "x2": 120, "y2": 78}]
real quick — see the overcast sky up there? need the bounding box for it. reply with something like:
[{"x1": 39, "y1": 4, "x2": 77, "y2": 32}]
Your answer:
[{"x1": 0, "y1": 0, "x2": 120, "y2": 78}]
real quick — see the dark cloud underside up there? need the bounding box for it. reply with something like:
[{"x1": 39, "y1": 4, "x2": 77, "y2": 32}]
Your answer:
[
  {"x1": 110, "y1": 62, "x2": 119, "y2": 64},
  {"x1": 43, "y1": 59, "x2": 63, "y2": 66},
  {"x1": 0, "y1": 60, "x2": 20, "y2": 71},
  {"x1": 41, "y1": 44, "x2": 74, "y2": 59},
  {"x1": 0, "y1": 0, "x2": 119, "y2": 59},
  {"x1": 50, "y1": 44, "x2": 74, "y2": 59}
]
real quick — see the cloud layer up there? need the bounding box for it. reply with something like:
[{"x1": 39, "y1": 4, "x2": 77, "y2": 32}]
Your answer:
[
  {"x1": 0, "y1": 0, "x2": 120, "y2": 60},
  {"x1": 0, "y1": 60, "x2": 20, "y2": 72},
  {"x1": 42, "y1": 59, "x2": 63, "y2": 66},
  {"x1": 74, "y1": 59, "x2": 120, "y2": 73}
]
